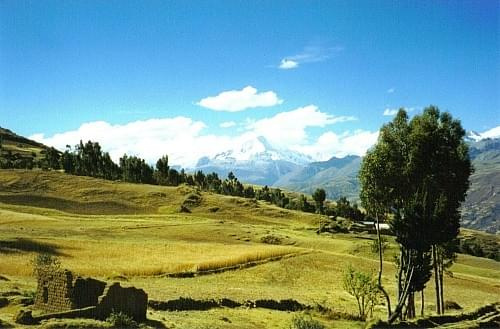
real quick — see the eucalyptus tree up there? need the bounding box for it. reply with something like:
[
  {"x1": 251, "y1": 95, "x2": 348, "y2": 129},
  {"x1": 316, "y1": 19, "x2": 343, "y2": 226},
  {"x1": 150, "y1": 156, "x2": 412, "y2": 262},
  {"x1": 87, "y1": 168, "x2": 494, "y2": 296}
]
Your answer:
[{"x1": 359, "y1": 107, "x2": 472, "y2": 321}]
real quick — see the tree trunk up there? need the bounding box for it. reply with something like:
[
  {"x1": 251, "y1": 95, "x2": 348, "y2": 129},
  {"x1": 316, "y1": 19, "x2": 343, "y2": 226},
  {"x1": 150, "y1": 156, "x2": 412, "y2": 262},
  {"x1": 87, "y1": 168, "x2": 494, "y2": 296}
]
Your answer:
[
  {"x1": 388, "y1": 265, "x2": 414, "y2": 324},
  {"x1": 407, "y1": 292, "x2": 415, "y2": 319},
  {"x1": 439, "y1": 252, "x2": 445, "y2": 314},
  {"x1": 421, "y1": 289, "x2": 425, "y2": 317},
  {"x1": 376, "y1": 213, "x2": 392, "y2": 319},
  {"x1": 432, "y1": 245, "x2": 441, "y2": 314}
]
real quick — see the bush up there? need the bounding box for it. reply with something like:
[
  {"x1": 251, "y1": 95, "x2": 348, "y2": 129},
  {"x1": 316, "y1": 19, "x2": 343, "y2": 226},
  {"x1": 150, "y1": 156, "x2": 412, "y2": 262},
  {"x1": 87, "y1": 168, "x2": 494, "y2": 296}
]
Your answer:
[
  {"x1": 370, "y1": 236, "x2": 388, "y2": 254},
  {"x1": 290, "y1": 314, "x2": 325, "y2": 329},
  {"x1": 260, "y1": 235, "x2": 282, "y2": 245},
  {"x1": 342, "y1": 265, "x2": 380, "y2": 320},
  {"x1": 444, "y1": 300, "x2": 462, "y2": 310},
  {"x1": 106, "y1": 311, "x2": 138, "y2": 329},
  {"x1": 31, "y1": 254, "x2": 61, "y2": 276}
]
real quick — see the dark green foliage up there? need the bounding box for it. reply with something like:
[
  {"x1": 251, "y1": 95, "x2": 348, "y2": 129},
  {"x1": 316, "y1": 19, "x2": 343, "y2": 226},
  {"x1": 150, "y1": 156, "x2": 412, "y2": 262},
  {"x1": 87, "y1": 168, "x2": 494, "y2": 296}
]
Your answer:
[
  {"x1": 119, "y1": 154, "x2": 154, "y2": 184},
  {"x1": 312, "y1": 188, "x2": 326, "y2": 214},
  {"x1": 359, "y1": 107, "x2": 473, "y2": 320},
  {"x1": 332, "y1": 197, "x2": 365, "y2": 221},
  {"x1": 106, "y1": 311, "x2": 138, "y2": 329},
  {"x1": 31, "y1": 253, "x2": 61, "y2": 277},
  {"x1": 154, "y1": 155, "x2": 169, "y2": 185},
  {"x1": 289, "y1": 314, "x2": 325, "y2": 329},
  {"x1": 458, "y1": 235, "x2": 499, "y2": 261},
  {"x1": 62, "y1": 141, "x2": 121, "y2": 180}
]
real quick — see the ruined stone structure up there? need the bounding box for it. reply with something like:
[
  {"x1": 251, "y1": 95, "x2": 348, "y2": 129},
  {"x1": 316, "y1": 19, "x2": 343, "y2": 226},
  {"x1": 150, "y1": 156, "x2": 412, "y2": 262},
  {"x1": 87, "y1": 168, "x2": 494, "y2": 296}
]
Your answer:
[{"x1": 34, "y1": 268, "x2": 147, "y2": 322}]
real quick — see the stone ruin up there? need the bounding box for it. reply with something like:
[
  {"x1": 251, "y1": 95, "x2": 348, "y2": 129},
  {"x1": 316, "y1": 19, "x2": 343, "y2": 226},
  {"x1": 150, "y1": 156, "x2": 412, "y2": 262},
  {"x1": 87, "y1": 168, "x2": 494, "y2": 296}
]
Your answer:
[{"x1": 29, "y1": 268, "x2": 147, "y2": 323}]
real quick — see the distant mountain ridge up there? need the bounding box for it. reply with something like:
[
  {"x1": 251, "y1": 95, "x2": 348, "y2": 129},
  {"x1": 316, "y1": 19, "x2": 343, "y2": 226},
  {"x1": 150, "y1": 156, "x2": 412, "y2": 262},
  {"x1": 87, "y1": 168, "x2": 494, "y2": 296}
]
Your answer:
[
  {"x1": 195, "y1": 131, "x2": 499, "y2": 233},
  {"x1": 194, "y1": 135, "x2": 311, "y2": 185},
  {"x1": 1, "y1": 126, "x2": 498, "y2": 233}
]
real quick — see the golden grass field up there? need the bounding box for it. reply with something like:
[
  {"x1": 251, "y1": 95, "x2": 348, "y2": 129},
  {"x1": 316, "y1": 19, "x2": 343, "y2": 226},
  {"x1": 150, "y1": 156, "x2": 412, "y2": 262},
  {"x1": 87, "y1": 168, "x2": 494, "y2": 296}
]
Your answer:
[{"x1": 0, "y1": 170, "x2": 498, "y2": 328}]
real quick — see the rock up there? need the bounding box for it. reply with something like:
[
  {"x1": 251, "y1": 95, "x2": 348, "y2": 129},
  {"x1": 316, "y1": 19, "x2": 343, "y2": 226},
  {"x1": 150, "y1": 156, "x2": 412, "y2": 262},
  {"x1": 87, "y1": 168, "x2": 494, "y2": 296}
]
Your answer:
[
  {"x1": 0, "y1": 297, "x2": 8, "y2": 308},
  {"x1": 14, "y1": 310, "x2": 37, "y2": 325}
]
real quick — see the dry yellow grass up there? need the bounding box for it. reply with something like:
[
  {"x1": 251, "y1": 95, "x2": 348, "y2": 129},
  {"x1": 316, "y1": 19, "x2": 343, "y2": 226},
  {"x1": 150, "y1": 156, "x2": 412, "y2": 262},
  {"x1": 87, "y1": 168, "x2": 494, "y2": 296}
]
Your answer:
[
  {"x1": 0, "y1": 238, "x2": 300, "y2": 277},
  {"x1": 0, "y1": 169, "x2": 499, "y2": 328}
]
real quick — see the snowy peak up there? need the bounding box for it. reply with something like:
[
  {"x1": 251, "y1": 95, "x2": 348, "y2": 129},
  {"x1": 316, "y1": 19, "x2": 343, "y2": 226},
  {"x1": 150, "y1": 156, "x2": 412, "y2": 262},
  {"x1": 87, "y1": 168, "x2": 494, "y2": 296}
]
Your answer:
[
  {"x1": 202, "y1": 135, "x2": 313, "y2": 165},
  {"x1": 466, "y1": 131, "x2": 482, "y2": 142},
  {"x1": 466, "y1": 126, "x2": 500, "y2": 142}
]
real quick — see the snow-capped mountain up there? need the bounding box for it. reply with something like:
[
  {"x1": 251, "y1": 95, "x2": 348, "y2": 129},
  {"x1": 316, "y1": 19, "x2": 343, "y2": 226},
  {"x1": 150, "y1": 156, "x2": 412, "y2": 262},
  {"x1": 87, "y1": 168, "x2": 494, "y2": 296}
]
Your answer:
[
  {"x1": 194, "y1": 136, "x2": 313, "y2": 185},
  {"x1": 465, "y1": 131, "x2": 483, "y2": 142},
  {"x1": 465, "y1": 126, "x2": 500, "y2": 142},
  {"x1": 197, "y1": 136, "x2": 313, "y2": 166}
]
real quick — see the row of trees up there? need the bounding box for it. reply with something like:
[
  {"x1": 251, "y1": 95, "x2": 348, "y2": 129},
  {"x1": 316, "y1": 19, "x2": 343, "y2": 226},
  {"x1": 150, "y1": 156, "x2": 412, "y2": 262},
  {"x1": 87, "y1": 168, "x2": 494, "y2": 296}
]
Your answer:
[
  {"x1": 27, "y1": 140, "x2": 364, "y2": 221},
  {"x1": 359, "y1": 107, "x2": 472, "y2": 322}
]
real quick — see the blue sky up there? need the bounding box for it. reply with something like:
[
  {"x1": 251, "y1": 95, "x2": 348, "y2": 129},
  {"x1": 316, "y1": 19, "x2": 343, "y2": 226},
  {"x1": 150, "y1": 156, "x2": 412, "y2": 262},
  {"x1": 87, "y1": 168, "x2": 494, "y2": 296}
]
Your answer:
[{"x1": 1, "y1": 1, "x2": 499, "y2": 166}]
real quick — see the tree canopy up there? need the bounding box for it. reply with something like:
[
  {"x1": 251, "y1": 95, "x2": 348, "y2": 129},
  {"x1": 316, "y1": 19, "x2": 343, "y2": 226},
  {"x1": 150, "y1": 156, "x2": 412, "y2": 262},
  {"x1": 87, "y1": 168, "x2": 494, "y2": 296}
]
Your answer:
[{"x1": 359, "y1": 106, "x2": 472, "y2": 321}]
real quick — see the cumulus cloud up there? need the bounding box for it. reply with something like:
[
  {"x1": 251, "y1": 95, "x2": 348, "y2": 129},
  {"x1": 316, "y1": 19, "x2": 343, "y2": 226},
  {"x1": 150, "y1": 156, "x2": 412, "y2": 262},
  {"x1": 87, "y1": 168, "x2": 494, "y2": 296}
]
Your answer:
[
  {"x1": 279, "y1": 59, "x2": 299, "y2": 69},
  {"x1": 246, "y1": 105, "x2": 356, "y2": 147},
  {"x1": 219, "y1": 121, "x2": 236, "y2": 128},
  {"x1": 30, "y1": 117, "x2": 233, "y2": 167},
  {"x1": 197, "y1": 86, "x2": 283, "y2": 112},
  {"x1": 387, "y1": 87, "x2": 395, "y2": 93},
  {"x1": 30, "y1": 107, "x2": 371, "y2": 168},
  {"x1": 293, "y1": 130, "x2": 379, "y2": 160}
]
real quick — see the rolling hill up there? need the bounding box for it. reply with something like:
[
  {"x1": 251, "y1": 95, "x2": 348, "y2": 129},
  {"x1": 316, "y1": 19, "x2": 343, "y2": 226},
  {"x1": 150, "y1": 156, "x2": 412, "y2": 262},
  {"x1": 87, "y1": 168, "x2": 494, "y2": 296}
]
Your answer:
[
  {"x1": 2, "y1": 126, "x2": 498, "y2": 233},
  {"x1": 0, "y1": 126, "x2": 55, "y2": 168},
  {"x1": 0, "y1": 169, "x2": 498, "y2": 329}
]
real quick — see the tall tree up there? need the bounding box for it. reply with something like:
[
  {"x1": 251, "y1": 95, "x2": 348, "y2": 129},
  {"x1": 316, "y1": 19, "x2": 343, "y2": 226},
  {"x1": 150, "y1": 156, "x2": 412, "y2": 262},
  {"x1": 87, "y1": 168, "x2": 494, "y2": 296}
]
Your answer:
[
  {"x1": 359, "y1": 107, "x2": 472, "y2": 321},
  {"x1": 155, "y1": 155, "x2": 169, "y2": 185},
  {"x1": 312, "y1": 188, "x2": 326, "y2": 214}
]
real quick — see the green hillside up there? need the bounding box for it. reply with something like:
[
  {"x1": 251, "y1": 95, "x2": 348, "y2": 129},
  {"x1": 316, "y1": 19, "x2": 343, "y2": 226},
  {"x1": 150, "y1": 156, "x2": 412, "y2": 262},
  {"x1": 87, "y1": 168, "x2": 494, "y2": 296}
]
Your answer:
[
  {"x1": 0, "y1": 127, "x2": 57, "y2": 169},
  {"x1": 461, "y1": 138, "x2": 500, "y2": 233},
  {"x1": 0, "y1": 169, "x2": 498, "y2": 328}
]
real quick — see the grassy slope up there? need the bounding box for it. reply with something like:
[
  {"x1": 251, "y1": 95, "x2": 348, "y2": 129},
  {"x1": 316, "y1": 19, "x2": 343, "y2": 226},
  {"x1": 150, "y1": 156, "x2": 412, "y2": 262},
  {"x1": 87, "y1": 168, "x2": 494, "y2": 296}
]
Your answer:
[
  {"x1": 0, "y1": 169, "x2": 498, "y2": 328},
  {"x1": 0, "y1": 127, "x2": 49, "y2": 162}
]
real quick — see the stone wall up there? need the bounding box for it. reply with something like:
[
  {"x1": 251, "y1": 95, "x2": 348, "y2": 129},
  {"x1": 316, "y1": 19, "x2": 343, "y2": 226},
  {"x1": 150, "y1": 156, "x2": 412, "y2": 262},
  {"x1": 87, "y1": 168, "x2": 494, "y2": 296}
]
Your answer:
[
  {"x1": 33, "y1": 268, "x2": 147, "y2": 322},
  {"x1": 96, "y1": 282, "x2": 148, "y2": 321},
  {"x1": 34, "y1": 269, "x2": 75, "y2": 312}
]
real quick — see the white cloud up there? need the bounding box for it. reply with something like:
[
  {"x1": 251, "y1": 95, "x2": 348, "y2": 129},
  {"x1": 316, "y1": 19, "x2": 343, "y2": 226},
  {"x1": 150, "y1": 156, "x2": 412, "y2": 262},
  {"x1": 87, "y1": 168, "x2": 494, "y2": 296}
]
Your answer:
[
  {"x1": 219, "y1": 121, "x2": 236, "y2": 128},
  {"x1": 387, "y1": 88, "x2": 395, "y2": 93},
  {"x1": 29, "y1": 117, "x2": 231, "y2": 168},
  {"x1": 383, "y1": 108, "x2": 399, "y2": 116},
  {"x1": 279, "y1": 59, "x2": 299, "y2": 69},
  {"x1": 278, "y1": 45, "x2": 342, "y2": 70},
  {"x1": 294, "y1": 130, "x2": 379, "y2": 160},
  {"x1": 197, "y1": 86, "x2": 283, "y2": 112},
  {"x1": 246, "y1": 105, "x2": 356, "y2": 147},
  {"x1": 480, "y1": 126, "x2": 500, "y2": 139},
  {"x1": 30, "y1": 107, "x2": 365, "y2": 168},
  {"x1": 383, "y1": 106, "x2": 420, "y2": 116}
]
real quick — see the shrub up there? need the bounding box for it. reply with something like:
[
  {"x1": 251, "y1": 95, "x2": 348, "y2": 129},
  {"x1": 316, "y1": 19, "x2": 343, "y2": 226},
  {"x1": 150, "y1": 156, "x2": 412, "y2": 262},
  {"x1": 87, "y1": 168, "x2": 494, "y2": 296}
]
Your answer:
[
  {"x1": 260, "y1": 235, "x2": 282, "y2": 245},
  {"x1": 370, "y1": 236, "x2": 388, "y2": 254},
  {"x1": 444, "y1": 300, "x2": 462, "y2": 310},
  {"x1": 290, "y1": 314, "x2": 325, "y2": 329},
  {"x1": 31, "y1": 254, "x2": 61, "y2": 276},
  {"x1": 106, "y1": 311, "x2": 138, "y2": 329},
  {"x1": 342, "y1": 265, "x2": 380, "y2": 320}
]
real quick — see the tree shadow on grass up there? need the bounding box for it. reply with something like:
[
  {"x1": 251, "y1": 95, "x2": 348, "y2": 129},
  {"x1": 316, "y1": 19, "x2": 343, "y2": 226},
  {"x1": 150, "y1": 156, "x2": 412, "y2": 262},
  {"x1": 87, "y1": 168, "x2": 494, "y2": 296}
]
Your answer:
[
  {"x1": 0, "y1": 238, "x2": 68, "y2": 256},
  {"x1": 144, "y1": 318, "x2": 168, "y2": 329}
]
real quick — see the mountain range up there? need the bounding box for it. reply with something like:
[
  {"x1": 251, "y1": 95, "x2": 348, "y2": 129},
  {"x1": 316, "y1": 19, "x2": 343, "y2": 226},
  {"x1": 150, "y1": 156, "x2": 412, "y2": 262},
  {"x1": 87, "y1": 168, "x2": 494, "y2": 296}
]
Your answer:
[
  {"x1": 194, "y1": 133, "x2": 499, "y2": 233},
  {"x1": 1, "y1": 126, "x2": 498, "y2": 233}
]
